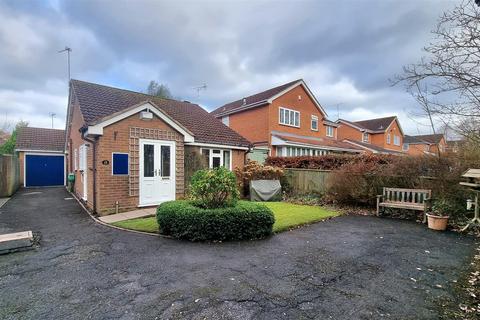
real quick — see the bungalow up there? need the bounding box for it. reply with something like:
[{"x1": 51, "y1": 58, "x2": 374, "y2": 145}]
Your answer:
[
  {"x1": 211, "y1": 79, "x2": 362, "y2": 161},
  {"x1": 403, "y1": 134, "x2": 446, "y2": 156},
  {"x1": 336, "y1": 116, "x2": 405, "y2": 154},
  {"x1": 66, "y1": 80, "x2": 250, "y2": 215}
]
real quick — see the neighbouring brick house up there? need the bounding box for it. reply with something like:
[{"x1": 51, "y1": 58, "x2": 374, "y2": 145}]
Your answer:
[
  {"x1": 211, "y1": 79, "x2": 362, "y2": 162},
  {"x1": 66, "y1": 80, "x2": 250, "y2": 215},
  {"x1": 0, "y1": 130, "x2": 10, "y2": 146},
  {"x1": 403, "y1": 134, "x2": 447, "y2": 156},
  {"x1": 15, "y1": 127, "x2": 66, "y2": 187},
  {"x1": 336, "y1": 116, "x2": 405, "y2": 154}
]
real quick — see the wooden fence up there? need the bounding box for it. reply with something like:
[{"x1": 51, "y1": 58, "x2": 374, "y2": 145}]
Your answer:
[
  {"x1": 0, "y1": 154, "x2": 20, "y2": 197},
  {"x1": 283, "y1": 168, "x2": 332, "y2": 195}
]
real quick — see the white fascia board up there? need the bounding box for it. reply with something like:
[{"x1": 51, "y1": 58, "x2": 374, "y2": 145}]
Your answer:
[
  {"x1": 86, "y1": 102, "x2": 195, "y2": 142},
  {"x1": 268, "y1": 80, "x2": 328, "y2": 117},
  {"x1": 185, "y1": 142, "x2": 249, "y2": 150},
  {"x1": 15, "y1": 149, "x2": 65, "y2": 154}
]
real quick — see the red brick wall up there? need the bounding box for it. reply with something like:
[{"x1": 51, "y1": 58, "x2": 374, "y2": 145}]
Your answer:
[{"x1": 228, "y1": 105, "x2": 270, "y2": 145}]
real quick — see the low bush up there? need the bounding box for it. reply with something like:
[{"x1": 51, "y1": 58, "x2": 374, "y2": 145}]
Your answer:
[
  {"x1": 156, "y1": 200, "x2": 275, "y2": 241},
  {"x1": 189, "y1": 167, "x2": 239, "y2": 208}
]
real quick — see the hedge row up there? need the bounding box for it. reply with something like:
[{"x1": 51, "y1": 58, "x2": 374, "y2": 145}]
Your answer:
[
  {"x1": 157, "y1": 200, "x2": 275, "y2": 241},
  {"x1": 265, "y1": 154, "x2": 396, "y2": 170}
]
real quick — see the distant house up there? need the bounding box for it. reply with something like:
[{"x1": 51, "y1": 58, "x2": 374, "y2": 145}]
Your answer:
[
  {"x1": 15, "y1": 127, "x2": 66, "y2": 187},
  {"x1": 65, "y1": 80, "x2": 250, "y2": 215},
  {"x1": 403, "y1": 134, "x2": 446, "y2": 156},
  {"x1": 211, "y1": 79, "x2": 362, "y2": 162},
  {"x1": 336, "y1": 116, "x2": 405, "y2": 154}
]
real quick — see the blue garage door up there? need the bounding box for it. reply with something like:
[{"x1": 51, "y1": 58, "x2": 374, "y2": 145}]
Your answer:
[{"x1": 25, "y1": 154, "x2": 65, "y2": 187}]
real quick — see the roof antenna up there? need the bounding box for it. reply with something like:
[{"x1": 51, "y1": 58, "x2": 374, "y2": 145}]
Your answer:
[
  {"x1": 193, "y1": 83, "x2": 207, "y2": 98},
  {"x1": 58, "y1": 46, "x2": 72, "y2": 81}
]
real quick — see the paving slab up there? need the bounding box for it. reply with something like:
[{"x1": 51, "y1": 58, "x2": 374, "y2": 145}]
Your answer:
[
  {"x1": 98, "y1": 207, "x2": 156, "y2": 223},
  {"x1": 0, "y1": 231, "x2": 33, "y2": 253}
]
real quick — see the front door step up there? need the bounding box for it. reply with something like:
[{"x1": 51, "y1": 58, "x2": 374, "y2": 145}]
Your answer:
[{"x1": 0, "y1": 231, "x2": 34, "y2": 254}]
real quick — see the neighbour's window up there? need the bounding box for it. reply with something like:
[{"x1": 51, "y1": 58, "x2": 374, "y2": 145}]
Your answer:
[
  {"x1": 222, "y1": 116, "x2": 229, "y2": 126},
  {"x1": 112, "y1": 153, "x2": 129, "y2": 175},
  {"x1": 201, "y1": 148, "x2": 232, "y2": 170},
  {"x1": 311, "y1": 115, "x2": 318, "y2": 131},
  {"x1": 362, "y1": 132, "x2": 369, "y2": 143},
  {"x1": 402, "y1": 143, "x2": 409, "y2": 151},
  {"x1": 386, "y1": 133, "x2": 391, "y2": 144},
  {"x1": 393, "y1": 135, "x2": 400, "y2": 146},
  {"x1": 326, "y1": 126, "x2": 334, "y2": 137},
  {"x1": 279, "y1": 107, "x2": 300, "y2": 127}
]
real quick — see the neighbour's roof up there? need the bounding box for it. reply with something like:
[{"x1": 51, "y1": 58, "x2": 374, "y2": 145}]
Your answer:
[
  {"x1": 343, "y1": 139, "x2": 404, "y2": 155},
  {"x1": 211, "y1": 79, "x2": 302, "y2": 117},
  {"x1": 272, "y1": 134, "x2": 363, "y2": 152},
  {"x1": 0, "y1": 130, "x2": 10, "y2": 145},
  {"x1": 16, "y1": 127, "x2": 65, "y2": 152},
  {"x1": 404, "y1": 134, "x2": 444, "y2": 145},
  {"x1": 338, "y1": 116, "x2": 397, "y2": 133},
  {"x1": 70, "y1": 79, "x2": 251, "y2": 147}
]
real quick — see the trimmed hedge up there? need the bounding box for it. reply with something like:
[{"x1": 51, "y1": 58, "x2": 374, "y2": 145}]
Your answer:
[
  {"x1": 265, "y1": 154, "x2": 396, "y2": 170},
  {"x1": 156, "y1": 200, "x2": 275, "y2": 241}
]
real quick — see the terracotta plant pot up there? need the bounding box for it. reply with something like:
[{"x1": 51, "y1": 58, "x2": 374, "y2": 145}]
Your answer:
[{"x1": 426, "y1": 214, "x2": 449, "y2": 231}]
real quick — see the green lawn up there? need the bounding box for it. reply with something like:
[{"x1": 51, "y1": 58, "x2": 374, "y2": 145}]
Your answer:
[{"x1": 111, "y1": 202, "x2": 339, "y2": 234}]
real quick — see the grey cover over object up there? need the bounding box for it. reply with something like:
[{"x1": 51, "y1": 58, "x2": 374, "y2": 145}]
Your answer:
[{"x1": 250, "y1": 180, "x2": 282, "y2": 201}]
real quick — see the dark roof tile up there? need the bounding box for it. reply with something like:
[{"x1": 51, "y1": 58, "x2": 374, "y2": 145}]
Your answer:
[
  {"x1": 16, "y1": 127, "x2": 65, "y2": 152},
  {"x1": 71, "y1": 80, "x2": 250, "y2": 147}
]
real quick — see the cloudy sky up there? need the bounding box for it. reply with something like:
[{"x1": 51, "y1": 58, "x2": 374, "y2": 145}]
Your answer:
[{"x1": 0, "y1": 0, "x2": 458, "y2": 134}]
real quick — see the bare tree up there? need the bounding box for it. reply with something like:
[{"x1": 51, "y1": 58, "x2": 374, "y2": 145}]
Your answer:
[{"x1": 395, "y1": 0, "x2": 480, "y2": 144}]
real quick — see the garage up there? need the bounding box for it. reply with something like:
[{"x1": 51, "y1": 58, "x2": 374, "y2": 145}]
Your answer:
[
  {"x1": 25, "y1": 154, "x2": 65, "y2": 187},
  {"x1": 15, "y1": 127, "x2": 66, "y2": 187}
]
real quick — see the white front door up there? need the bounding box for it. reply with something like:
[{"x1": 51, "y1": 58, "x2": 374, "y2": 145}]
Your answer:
[{"x1": 139, "y1": 139, "x2": 176, "y2": 206}]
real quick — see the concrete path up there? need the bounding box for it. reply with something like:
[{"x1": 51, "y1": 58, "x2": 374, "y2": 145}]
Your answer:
[
  {"x1": 98, "y1": 207, "x2": 156, "y2": 223},
  {"x1": 0, "y1": 187, "x2": 477, "y2": 320}
]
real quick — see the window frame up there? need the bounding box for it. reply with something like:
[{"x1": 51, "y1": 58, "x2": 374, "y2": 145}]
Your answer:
[
  {"x1": 222, "y1": 116, "x2": 229, "y2": 126},
  {"x1": 362, "y1": 132, "x2": 369, "y2": 143},
  {"x1": 111, "y1": 152, "x2": 129, "y2": 176},
  {"x1": 326, "y1": 125, "x2": 334, "y2": 137},
  {"x1": 279, "y1": 107, "x2": 300, "y2": 128},
  {"x1": 311, "y1": 115, "x2": 319, "y2": 131},
  {"x1": 393, "y1": 135, "x2": 400, "y2": 146},
  {"x1": 200, "y1": 148, "x2": 232, "y2": 170},
  {"x1": 386, "y1": 133, "x2": 391, "y2": 144},
  {"x1": 402, "y1": 143, "x2": 409, "y2": 151}
]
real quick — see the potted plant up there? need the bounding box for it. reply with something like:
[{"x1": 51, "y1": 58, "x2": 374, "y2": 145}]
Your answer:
[{"x1": 426, "y1": 199, "x2": 451, "y2": 231}]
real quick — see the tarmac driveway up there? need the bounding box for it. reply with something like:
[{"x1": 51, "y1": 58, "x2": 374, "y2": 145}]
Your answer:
[{"x1": 0, "y1": 187, "x2": 476, "y2": 319}]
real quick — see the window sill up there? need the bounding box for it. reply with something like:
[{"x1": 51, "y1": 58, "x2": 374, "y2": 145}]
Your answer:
[{"x1": 279, "y1": 123, "x2": 300, "y2": 128}]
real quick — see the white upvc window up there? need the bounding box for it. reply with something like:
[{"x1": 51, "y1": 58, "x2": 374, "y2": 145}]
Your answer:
[
  {"x1": 201, "y1": 148, "x2": 232, "y2": 170},
  {"x1": 402, "y1": 143, "x2": 409, "y2": 151},
  {"x1": 279, "y1": 107, "x2": 300, "y2": 128},
  {"x1": 222, "y1": 116, "x2": 229, "y2": 126},
  {"x1": 74, "y1": 148, "x2": 78, "y2": 171},
  {"x1": 393, "y1": 135, "x2": 400, "y2": 146},
  {"x1": 386, "y1": 133, "x2": 391, "y2": 144},
  {"x1": 311, "y1": 115, "x2": 318, "y2": 131},
  {"x1": 362, "y1": 132, "x2": 369, "y2": 143},
  {"x1": 326, "y1": 126, "x2": 334, "y2": 137},
  {"x1": 78, "y1": 144, "x2": 87, "y2": 171}
]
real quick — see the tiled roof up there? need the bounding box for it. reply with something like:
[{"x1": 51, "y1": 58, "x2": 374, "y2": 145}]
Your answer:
[
  {"x1": 404, "y1": 134, "x2": 444, "y2": 144},
  {"x1": 16, "y1": 127, "x2": 65, "y2": 152},
  {"x1": 343, "y1": 139, "x2": 404, "y2": 155},
  {"x1": 211, "y1": 79, "x2": 302, "y2": 116},
  {"x1": 273, "y1": 134, "x2": 363, "y2": 152},
  {"x1": 70, "y1": 80, "x2": 250, "y2": 147},
  {"x1": 339, "y1": 116, "x2": 397, "y2": 132}
]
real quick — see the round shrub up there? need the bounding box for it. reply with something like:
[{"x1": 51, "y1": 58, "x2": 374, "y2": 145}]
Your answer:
[
  {"x1": 156, "y1": 200, "x2": 275, "y2": 241},
  {"x1": 189, "y1": 167, "x2": 239, "y2": 208}
]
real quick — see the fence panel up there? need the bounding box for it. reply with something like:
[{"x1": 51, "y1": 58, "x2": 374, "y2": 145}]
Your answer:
[
  {"x1": 284, "y1": 168, "x2": 332, "y2": 195},
  {"x1": 0, "y1": 154, "x2": 20, "y2": 197}
]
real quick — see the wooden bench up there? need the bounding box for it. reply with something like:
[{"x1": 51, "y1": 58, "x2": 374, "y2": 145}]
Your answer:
[{"x1": 377, "y1": 188, "x2": 432, "y2": 223}]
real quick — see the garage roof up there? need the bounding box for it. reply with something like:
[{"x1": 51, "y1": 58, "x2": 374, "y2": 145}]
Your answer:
[{"x1": 16, "y1": 127, "x2": 65, "y2": 152}]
